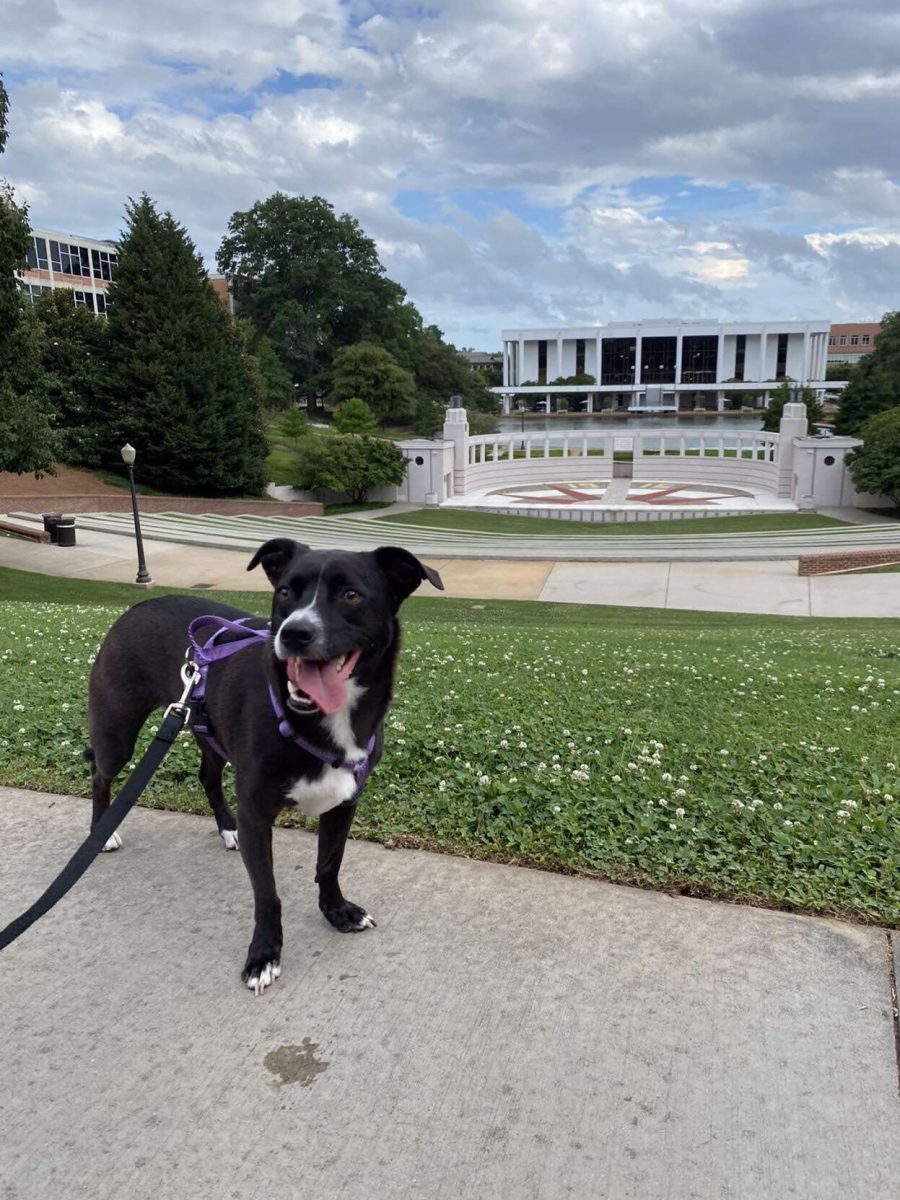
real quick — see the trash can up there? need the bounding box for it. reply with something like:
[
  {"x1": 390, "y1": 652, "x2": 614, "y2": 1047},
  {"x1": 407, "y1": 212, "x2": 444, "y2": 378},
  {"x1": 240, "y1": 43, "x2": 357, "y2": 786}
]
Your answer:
[
  {"x1": 56, "y1": 516, "x2": 77, "y2": 547},
  {"x1": 42, "y1": 513, "x2": 63, "y2": 543}
]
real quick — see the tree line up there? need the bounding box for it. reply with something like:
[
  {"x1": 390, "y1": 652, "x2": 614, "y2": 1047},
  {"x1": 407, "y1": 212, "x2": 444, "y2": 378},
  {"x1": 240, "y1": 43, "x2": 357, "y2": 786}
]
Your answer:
[{"x1": 0, "y1": 77, "x2": 497, "y2": 496}]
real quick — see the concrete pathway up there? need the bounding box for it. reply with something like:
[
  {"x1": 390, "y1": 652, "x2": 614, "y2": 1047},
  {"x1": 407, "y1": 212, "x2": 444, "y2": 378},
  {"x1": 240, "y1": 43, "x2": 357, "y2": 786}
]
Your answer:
[
  {"x1": 1, "y1": 787, "x2": 898, "y2": 1199},
  {"x1": 2, "y1": 524, "x2": 900, "y2": 615}
]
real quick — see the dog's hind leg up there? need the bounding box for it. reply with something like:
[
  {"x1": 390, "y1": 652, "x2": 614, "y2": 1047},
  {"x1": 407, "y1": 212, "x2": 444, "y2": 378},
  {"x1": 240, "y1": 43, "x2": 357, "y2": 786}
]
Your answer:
[
  {"x1": 197, "y1": 741, "x2": 239, "y2": 850},
  {"x1": 87, "y1": 690, "x2": 149, "y2": 853}
]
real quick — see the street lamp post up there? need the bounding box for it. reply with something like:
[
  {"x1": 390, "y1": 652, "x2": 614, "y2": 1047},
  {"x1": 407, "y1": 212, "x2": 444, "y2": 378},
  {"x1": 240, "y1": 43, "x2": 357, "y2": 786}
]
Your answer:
[{"x1": 120, "y1": 443, "x2": 152, "y2": 586}]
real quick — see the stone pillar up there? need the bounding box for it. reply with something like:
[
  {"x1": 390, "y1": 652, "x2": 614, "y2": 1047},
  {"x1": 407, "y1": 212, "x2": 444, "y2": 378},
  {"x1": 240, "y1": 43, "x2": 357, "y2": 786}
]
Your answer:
[
  {"x1": 519, "y1": 338, "x2": 526, "y2": 385},
  {"x1": 443, "y1": 405, "x2": 470, "y2": 495},
  {"x1": 502, "y1": 341, "x2": 509, "y2": 388},
  {"x1": 634, "y1": 334, "x2": 642, "y2": 390},
  {"x1": 775, "y1": 401, "x2": 808, "y2": 498},
  {"x1": 674, "y1": 333, "x2": 683, "y2": 387},
  {"x1": 557, "y1": 335, "x2": 564, "y2": 379}
]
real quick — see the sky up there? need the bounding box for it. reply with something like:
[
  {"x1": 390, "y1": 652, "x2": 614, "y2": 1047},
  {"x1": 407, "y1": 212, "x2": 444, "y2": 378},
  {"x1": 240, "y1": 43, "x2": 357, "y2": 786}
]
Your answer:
[{"x1": 1, "y1": 0, "x2": 899, "y2": 350}]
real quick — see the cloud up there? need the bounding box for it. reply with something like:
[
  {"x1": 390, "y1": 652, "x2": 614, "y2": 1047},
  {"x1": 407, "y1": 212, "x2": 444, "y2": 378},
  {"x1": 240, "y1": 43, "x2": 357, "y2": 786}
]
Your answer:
[{"x1": 2, "y1": 0, "x2": 899, "y2": 344}]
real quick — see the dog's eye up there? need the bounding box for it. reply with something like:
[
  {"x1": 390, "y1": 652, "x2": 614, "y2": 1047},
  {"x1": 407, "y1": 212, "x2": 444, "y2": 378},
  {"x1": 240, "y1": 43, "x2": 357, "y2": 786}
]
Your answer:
[
  {"x1": 342, "y1": 588, "x2": 362, "y2": 604},
  {"x1": 276, "y1": 586, "x2": 290, "y2": 599}
]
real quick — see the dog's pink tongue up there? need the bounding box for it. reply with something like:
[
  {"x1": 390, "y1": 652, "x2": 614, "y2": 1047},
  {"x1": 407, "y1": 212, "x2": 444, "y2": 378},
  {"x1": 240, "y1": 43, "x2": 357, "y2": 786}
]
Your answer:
[{"x1": 290, "y1": 658, "x2": 345, "y2": 714}]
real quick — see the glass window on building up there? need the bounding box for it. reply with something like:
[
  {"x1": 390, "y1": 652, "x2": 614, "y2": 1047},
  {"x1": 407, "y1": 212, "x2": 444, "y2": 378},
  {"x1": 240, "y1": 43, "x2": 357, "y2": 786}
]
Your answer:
[
  {"x1": 681, "y1": 335, "x2": 718, "y2": 384},
  {"x1": 862, "y1": 334, "x2": 870, "y2": 345},
  {"x1": 537, "y1": 340, "x2": 547, "y2": 384},
  {"x1": 828, "y1": 336, "x2": 835, "y2": 346},
  {"x1": 641, "y1": 336, "x2": 677, "y2": 383},
  {"x1": 733, "y1": 333, "x2": 746, "y2": 382},
  {"x1": 851, "y1": 335, "x2": 859, "y2": 345},
  {"x1": 839, "y1": 335, "x2": 847, "y2": 345},
  {"x1": 95, "y1": 292, "x2": 107, "y2": 315},
  {"x1": 776, "y1": 332, "x2": 789, "y2": 377},
  {"x1": 575, "y1": 338, "x2": 585, "y2": 376},
  {"x1": 600, "y1": 337, "x2": 636, "y2": 386}
]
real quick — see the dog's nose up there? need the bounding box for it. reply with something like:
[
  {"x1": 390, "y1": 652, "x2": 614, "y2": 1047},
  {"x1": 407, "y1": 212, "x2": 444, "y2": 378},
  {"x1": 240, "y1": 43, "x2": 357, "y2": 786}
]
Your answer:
[{"x1": 279, "y1": 618, "x2": 318, "y2": 653}]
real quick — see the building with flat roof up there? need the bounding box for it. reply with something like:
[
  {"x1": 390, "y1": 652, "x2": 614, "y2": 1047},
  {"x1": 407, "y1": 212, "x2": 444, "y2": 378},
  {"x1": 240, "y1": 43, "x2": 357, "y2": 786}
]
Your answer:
[
  {"x1": 18, "y1": 227, "x2": 118, "y2": 315},
  {"x1": 17, "y1": 225, "x2": 233, "y2": 315},
  {"x1": 827, "y1": 322, "x2": 880, "y2": 365},
  {"x1": 497, "y1": 319, "x2": 830, "y2": 413}
]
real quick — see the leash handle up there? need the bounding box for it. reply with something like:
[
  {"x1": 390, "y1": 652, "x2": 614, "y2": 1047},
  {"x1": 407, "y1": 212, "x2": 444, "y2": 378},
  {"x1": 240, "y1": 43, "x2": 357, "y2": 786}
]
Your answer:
[{"x1": 0, "y1": 707, "x2": 189, "y2": 953}]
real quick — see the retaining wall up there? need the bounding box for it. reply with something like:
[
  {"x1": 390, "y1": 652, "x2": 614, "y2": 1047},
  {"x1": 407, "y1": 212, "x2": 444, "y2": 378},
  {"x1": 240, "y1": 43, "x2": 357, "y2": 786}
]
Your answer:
[
  {"x1": 0, "y1": 495, "x2": 324, "y2": 517},
  {"x1": 798, "y1": 548, "x2": 900, "y2": 575}
]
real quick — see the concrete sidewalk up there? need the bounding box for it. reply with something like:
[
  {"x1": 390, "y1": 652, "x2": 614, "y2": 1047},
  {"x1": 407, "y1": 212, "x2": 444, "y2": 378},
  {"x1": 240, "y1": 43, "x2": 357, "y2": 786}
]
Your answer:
[
  {"x1": 1, "y1": 787, "x2": 899, "y2": 1199},
  {"x1": 3, "y1": 524, "x2": 900, "y2": 615}
]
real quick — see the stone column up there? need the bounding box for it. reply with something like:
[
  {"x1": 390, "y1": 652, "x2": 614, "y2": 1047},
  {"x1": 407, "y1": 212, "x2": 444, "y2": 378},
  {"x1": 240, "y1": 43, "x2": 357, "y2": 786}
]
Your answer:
[
  {"x1": 443, "y1": 405, "x2": 470, "y2": 495},
  {"x1": 557, "y1": 335, "x2": 564, "y2": 379},
  {"x1": 775, "y1": 401, "x2": 808, "y2": 498}
]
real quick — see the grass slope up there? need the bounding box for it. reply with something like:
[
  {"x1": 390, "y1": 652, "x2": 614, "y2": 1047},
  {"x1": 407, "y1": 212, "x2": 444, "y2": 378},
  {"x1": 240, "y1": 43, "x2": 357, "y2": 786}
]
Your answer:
[{"x1": 1, "y1": 566, "x2": 898, "y2": 924}]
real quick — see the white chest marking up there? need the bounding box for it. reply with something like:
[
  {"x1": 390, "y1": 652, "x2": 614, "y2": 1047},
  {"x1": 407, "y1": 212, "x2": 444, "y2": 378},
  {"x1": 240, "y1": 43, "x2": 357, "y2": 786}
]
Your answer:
[
  {"x1": 286, "y1": 768, "x2": 359, "y2": 816},
  {"x1": 284, "y1": 679, "x2": 369, "y2": 816}
]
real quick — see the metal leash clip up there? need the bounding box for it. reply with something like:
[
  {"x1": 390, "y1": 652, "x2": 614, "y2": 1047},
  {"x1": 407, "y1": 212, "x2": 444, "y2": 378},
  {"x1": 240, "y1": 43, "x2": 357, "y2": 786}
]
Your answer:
[{"x1": 164, "y1": 659, "x2": 202, "y2": 724}]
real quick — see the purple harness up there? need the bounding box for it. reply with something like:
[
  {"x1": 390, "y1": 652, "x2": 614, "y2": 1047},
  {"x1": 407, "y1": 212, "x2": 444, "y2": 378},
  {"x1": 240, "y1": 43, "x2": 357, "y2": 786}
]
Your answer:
[{"x1": 186, "y1": 616, "x2": 375, "y2": 800}]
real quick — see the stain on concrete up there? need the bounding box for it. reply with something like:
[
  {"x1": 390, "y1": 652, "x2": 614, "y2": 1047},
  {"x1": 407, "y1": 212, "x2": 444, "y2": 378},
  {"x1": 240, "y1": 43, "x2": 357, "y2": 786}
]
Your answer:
[{"x1": 264, "y1": 1039, "x2": 329, "y2": 1088}]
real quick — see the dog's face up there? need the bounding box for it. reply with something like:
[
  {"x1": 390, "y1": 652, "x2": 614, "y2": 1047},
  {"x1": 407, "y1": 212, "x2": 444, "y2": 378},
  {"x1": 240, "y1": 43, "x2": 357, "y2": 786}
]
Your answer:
[{"x1": 247, "y1": 539, "x2": 443, "y2": 716}]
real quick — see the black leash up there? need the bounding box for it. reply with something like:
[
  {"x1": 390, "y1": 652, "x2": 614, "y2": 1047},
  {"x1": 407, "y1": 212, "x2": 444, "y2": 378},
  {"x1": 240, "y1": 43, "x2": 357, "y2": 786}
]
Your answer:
[{"x1": 0, "y1": 666, "x2": 199, "y2": 953}]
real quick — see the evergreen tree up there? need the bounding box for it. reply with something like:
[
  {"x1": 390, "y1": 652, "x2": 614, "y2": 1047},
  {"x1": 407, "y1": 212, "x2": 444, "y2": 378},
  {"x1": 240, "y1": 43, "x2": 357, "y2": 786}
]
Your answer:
[
  {"x1": 0, "y1": 77, "x2": 56, "y2": 475},
  {"x1": 834, "y1": 313, "x2": 900, "y2": 435},
  {"x1": 102, "y1": 195, "x2": 267, "y2": 495},
  {"x1": 32, "y1": 289, "x2": 107, "y2": 467}
]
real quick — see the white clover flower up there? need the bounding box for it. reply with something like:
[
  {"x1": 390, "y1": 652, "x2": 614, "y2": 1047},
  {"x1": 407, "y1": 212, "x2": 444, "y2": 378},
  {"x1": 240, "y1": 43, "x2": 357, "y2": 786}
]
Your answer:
[
  {"x1": 661, "y1": 772, "x2": 673, "y2": 782},
  {"x1": 884, "y1": 794, "x2": 894, "y2": 803},
  {"x1": 478, "y1": 775, "x2": 490, "y2": 786},
  {"x1": 553, "y1": 805, "x2": 561, "y2": 813},
  {"x1": 674, "y1": 788, "x2": 686, "y2": 798},
  {"x1": 658, "y1": 798, "x2": 668, "y2": 807},
  {"x1": 437, "y1": 780, "x2": 446, "y2": 793},
  {"x1": 836, "y1": 810, "x2": 850, "y2": 822},
  {"x1": 675, "y1": 807, "x2": 685, "y2": 818},
  {"x1": 731, "y1": 798, "x2": 744, "y2": 810},
  {"x1": 611, "y1": 774, "x2": 621, "y2": 783}
]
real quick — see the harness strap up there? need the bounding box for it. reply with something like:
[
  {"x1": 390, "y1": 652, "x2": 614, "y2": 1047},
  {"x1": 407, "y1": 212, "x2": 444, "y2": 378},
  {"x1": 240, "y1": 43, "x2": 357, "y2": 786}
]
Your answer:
[
  {"x1": 189, "y1": 615, "x2": 375, "y2": 794},
  {"x1": 0, "y1": 705, "x2": 189, "y2": 953}
]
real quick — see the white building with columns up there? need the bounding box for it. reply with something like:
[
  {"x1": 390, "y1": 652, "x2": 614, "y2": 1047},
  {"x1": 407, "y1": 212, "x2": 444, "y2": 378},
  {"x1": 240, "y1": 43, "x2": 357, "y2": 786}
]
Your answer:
[{"x1": 498, "y1": 319, "x2": 830, "y2": 413}]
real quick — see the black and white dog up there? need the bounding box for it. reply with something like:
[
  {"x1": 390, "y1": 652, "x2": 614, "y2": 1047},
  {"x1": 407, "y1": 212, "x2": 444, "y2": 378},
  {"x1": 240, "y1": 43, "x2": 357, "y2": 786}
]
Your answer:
[{"x1": 87, "y1": 538, "x2": 443, "y2": 994}]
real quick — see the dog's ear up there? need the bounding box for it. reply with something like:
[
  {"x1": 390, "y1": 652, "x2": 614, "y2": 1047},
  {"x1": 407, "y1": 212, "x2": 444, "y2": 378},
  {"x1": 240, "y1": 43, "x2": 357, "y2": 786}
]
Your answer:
[
  {"x1": 247, "y1": 538, "x2": 309, "y2": 586},
  {"x1": 373, "y1": 546, "x2": 444, "y2": 609}
]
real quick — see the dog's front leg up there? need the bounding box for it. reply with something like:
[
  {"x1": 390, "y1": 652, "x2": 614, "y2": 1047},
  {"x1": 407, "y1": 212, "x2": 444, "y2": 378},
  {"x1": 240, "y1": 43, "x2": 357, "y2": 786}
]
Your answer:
[
  {"x1": 236, "y1": 807, "x2": 283, "y2": 995},
  {"x1": 316, "y1": 803, "x2": 377, "y2": 933}
]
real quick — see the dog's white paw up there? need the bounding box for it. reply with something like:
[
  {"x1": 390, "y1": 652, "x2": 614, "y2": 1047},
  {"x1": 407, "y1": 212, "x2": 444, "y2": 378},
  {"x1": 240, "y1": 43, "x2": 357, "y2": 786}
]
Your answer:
[
  {"x1": 354, "y1": 913, "x2": 376, "y2": 930},
  {"x1": 220, "y1": 829, "x2": 239, "y2": 851},
  {"x1": 246, "y1": 961, "x2": 281, "y2": 996},
  {"x1": 102, "y1": 831, "x2": 123, "y2": 852}
]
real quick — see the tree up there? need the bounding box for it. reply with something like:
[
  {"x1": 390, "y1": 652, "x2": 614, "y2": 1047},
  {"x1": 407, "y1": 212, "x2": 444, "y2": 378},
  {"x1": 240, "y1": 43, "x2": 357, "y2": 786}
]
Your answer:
[
  {"x1": 293, "y1": 433, "x2": 406, "y2": 504},
  {"x1": 0, "y1": 72, "x2": 8, "y2": 155},
  {"x1": 237, "y1": 320, "x2": 293, "y2": 411},
  {"x1": 0, "y1": 79, "x2": 55, "y2": 475},
  {"x1": 102, "y1": 195, "x2": 267, "y2": 496},
  {"x1": 333, "y1": 397, "x2": 378, "y2": 435},
  {"x1": 761, "y1": 380, "x2": 823, "y2": 434},
  {"x1": 835, "y1": 313, "x2": 900, "y2": 435},
  {"x1": 826, "y1": 361, "x2": 855, "y2": 383},
  {"x1": 217, "y1": 193, "x2": 407, "y2": 387},
  {"x1": 329, "y1": 342, "x2": 417, "y2": 425},
  {"x1": 846, "y1": 408, "x2": 900, "y2": 505},
  {"x1": 32, "y1": 289, "x2": 108, "y2": 466}
]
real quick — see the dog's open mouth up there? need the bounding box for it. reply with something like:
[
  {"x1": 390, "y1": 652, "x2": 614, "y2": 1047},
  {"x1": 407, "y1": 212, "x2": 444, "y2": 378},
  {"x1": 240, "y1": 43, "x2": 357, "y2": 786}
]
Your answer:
[{"x1": 284, "y1": 649, "x2": 361, "y2": 715}]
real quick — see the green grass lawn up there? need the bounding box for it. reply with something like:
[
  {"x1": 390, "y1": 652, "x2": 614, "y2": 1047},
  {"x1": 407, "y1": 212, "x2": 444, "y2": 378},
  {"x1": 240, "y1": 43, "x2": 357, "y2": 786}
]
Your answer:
[
  {"x1": 378, "y1": 509, "x2": 851, "y2": 537},
  {"x1": 1, "y1": 565, "x2": 898, "y2": 923}
]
